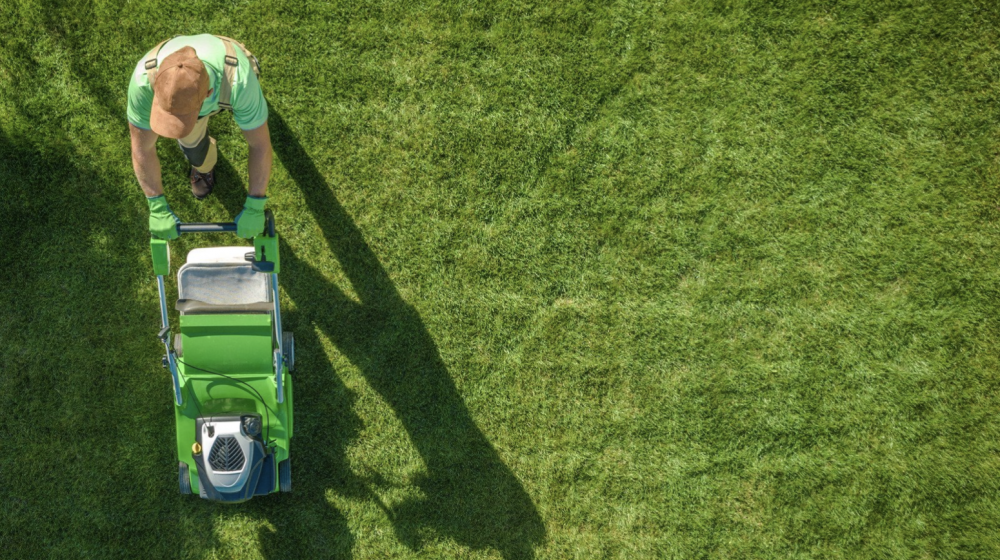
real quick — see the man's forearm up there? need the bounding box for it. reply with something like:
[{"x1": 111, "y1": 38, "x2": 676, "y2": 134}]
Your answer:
[
  {"x1": 247, "y1": 144, "x2": 272, "y2": 198},
  {"x1": 132, "y1": 150, "x2": 164, "y2": 197}
]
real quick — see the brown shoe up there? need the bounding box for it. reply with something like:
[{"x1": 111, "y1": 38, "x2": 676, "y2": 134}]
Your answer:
[{"x1": 190, "y1": 168, "x2": 215, "y2": 200}]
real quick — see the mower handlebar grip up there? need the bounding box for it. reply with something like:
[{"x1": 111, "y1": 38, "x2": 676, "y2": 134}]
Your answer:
[{"x1": 176, "y1": 211, "x2": 276, "y2": 236}]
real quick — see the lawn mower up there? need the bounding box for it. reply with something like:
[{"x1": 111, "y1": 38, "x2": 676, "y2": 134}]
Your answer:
[{"x1": 150, "y1": 211, "x2": 293, "y2": 502}]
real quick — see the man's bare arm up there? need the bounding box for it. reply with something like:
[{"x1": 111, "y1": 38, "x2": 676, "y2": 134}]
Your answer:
[
  {"x1": 243, "y1": 121, "x2": 272, "y2": 198},
  {"x1": 130, "y1": 123, "x2": 163, "y2": 197}
]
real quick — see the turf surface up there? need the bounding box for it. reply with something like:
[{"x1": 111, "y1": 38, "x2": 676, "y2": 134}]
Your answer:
[{"x1": 3, "y1": 0, "x2": 1000, "y2": 558}]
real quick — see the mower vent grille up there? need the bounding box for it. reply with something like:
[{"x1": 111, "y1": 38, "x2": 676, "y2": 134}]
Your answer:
[{"x1": 208, "y1": 436, "x2": 245, "y2": 472}]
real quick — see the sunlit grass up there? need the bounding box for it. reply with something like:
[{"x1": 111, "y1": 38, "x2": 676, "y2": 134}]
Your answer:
[{"x1": 3, "y1": 1, "x2": 1000, "y2": 559}]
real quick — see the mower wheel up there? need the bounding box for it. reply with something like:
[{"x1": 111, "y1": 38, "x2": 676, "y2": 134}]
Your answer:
[
  {"x1": 279, "y1": 458, "x2": 291, "y2": 492},
  {"x1": 282, "y1": 331, "x2": 294, "y2": 372},
  {"x1": 179, "y1": 462, "x2": 192, "y2": 495}
]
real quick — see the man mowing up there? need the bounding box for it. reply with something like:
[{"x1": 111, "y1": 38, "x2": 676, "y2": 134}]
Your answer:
[{"x1": 128, "y1": 34, "x2": 271, "y2": 239}]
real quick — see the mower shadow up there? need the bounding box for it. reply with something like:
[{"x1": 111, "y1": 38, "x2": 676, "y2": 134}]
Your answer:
[{"x1": 266, "y1": 109, "x2": 546, "y2": 559}]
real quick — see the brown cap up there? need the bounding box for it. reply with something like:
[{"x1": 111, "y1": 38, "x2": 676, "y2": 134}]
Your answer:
[{"x1": 150, "y1": 47, "x2": 209, "y2": 139}]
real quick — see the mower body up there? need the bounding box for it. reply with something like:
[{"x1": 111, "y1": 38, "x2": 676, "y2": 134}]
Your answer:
[{"x1": 151, "y1": 218, "x2": 292, "y2": 502}]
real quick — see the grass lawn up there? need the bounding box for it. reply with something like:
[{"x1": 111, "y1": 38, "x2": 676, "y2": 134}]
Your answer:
[{"x1": 3, "y1": 0, "x2": 1000, "y2": 558}]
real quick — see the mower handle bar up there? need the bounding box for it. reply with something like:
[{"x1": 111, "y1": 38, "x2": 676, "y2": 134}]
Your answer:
[
  {"x1": 176, "y1": 210, "x2": 276, "y2": 236},
  {"x1": 178, "y1": 222, "x2": 237, "y2": 233}
]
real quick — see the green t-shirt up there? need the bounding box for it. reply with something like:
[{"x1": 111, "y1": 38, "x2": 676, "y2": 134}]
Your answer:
[{"x1": 127, "y1": 34, "x2": 268, "y2": 132}]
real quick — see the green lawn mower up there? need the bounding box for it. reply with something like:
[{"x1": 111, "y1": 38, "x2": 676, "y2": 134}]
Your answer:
[{"x1": 150, "y1": 211, "x2": 293, "y2": 502}]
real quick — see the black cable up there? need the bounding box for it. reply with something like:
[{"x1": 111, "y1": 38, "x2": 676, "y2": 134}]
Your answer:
[{"x1": 177, "y1": 359, "x2": 275, "y2": 446}]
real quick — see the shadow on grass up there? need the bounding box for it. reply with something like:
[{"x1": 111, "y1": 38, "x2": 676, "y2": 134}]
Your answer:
[
  {"x1": 211, "y1": 151, "x2": 255, "y2": 219},
  {"x1": 267, "y1": 108, "x2": 546, "y2": 559},
  {"x1": 0, "y1": 129, "x2": 195, "y2": 557}
]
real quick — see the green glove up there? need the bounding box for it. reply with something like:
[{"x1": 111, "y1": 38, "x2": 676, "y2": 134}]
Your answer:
[
  {"x1": 235, "y1": 196, "x2": 267, "y2": 239},
  {"x1": 147, "y1": 195, "x2": 180, "y2": 240}
]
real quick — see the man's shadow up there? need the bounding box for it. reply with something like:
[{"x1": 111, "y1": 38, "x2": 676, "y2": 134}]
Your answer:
[{"x1": 264, "y1": 108, "x2": 546, "y2": 559}]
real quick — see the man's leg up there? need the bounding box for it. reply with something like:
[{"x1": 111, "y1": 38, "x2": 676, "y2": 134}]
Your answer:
[{"x1": 178, "y1": 115, "x2": 218, "y2": 199}]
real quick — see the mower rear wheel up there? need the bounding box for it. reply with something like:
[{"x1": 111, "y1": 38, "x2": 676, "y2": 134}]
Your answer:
[
  {"x1": 282, "y1": 331, "x2": 294, "y2": 372},
  {"x1": 279, "y1": 458, "x2": 291, "y2": 492},
  {"x1": 179, "y1": 462, "x2": 191, "y2": 495}
]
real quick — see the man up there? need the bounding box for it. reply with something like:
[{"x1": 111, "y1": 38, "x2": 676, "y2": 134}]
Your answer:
[{"x1": 128, "y1": 34, "x2": 272, "y2": 239}]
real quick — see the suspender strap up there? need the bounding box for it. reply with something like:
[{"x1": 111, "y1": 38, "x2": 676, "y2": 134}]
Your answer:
[
  {"x1": 214, "y1": 35, "x2": 261, "y2": 112},
  {"x1": 143, "y1": 38, "x2": 172, "y2": 87},
  {"x1": 217, "y1": 38, "x2": 239, "y2": 111},
  {"x1": 215, "y1": 36, "x2": 261, "y2": 75}
]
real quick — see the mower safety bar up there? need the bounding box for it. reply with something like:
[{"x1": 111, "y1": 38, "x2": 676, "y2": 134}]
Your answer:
[{"x1": 176, "y1": 210, "x2": 276, "y2": 236}]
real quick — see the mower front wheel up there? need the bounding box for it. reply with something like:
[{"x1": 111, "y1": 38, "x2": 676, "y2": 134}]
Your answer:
[
  {"x1": 179, "y1": 462, "x2": 192, "y2": 495},
  {"x1": 279, "y1": 458, "x2": 291, "y2": 492}
]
